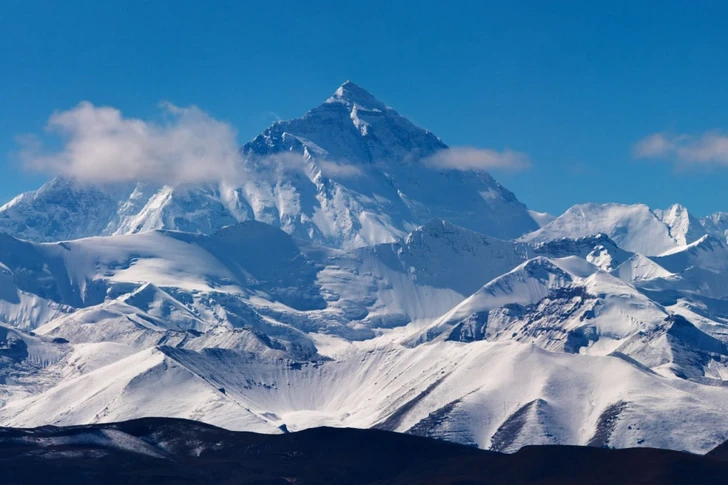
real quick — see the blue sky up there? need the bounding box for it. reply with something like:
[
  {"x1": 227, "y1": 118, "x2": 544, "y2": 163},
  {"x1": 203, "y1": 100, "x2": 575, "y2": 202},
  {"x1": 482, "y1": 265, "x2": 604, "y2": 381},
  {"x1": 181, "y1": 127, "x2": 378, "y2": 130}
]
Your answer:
[{"x1": 2, "y1": 0, "x2": 728, "y2": 216}]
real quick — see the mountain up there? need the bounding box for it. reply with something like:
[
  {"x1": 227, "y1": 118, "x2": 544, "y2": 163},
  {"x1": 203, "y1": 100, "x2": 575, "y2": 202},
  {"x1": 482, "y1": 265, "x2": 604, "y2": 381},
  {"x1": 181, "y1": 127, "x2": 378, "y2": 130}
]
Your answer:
[
  {"x1": 702, "y1": 211, "x2": 728, "y2": 243},
  {"x1": 410, "y1": 257, "x2": 581, "y2": 345},
  {"x1": 520, "y1": 203, "x2": 691, "y2": 255},
  {"x1": 528, "y1": 210, "x2": 556, "y2": 227},
  {"x1": 2, "y1": 418, "x2": 728, "y2": 485},
  {"x1": 408, "y1": 254, "x2": 728, "y2": 383},
  {"x1": 652, "y1": 234, "x2": 728, "y2": 274},
  {"x1": 0, "y1": 82, "x2": 538, "y2": 248},
  {"x1": 654, "y1": 203, "x2": 707, "y2": 246},
  {"x1": 0, "y1": 221, "x2": 728, "y2": 454}
]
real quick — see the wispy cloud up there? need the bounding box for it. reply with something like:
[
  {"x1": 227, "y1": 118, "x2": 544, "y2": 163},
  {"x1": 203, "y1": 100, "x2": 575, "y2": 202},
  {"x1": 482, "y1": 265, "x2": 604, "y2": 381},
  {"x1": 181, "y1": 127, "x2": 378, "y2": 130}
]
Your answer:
[
  {"x1": 633, "y1": 131, "x2": 728, "y2": 168},
  {"x1": 421, "y1": 146, "x2": 531, "y2": 172},
  {"x1": 244, "y1": 151, "x2": 363, "y2": 179},
  {"x1": 318, "y1": 160, "x2": 363, "y2": 178},
  {"x1": 17, "y1": 101, "x2": 242, "y2": 184}
]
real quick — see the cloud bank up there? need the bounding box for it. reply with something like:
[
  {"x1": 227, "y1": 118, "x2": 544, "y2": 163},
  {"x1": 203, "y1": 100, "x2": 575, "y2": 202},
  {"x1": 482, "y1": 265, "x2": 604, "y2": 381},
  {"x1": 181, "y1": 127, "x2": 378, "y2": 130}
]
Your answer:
[
  {"x1": 18, "y1": 101, "x2": 242, "y2": 184},
  {"x1": 634, "y1": 131, "x2": 728, "y2": 168},
  {"x1": 422, "y1": 146, "x2": 531, "y2": 171}
]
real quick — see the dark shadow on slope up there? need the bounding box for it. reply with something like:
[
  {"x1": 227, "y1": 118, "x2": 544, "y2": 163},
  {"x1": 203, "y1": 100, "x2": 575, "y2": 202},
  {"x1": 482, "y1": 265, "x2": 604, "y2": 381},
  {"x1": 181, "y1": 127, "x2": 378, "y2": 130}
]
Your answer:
[
  {"x1": 191, "y1": 221, "x2": 327, "y2": 311},
  {"x1": 489, "y1": 399, "x2": 560, "y2": 452},
  {"x1": 587, "y1": 400, "x2": 628, "y2": 448},
  {"x1": 406, "y1": 399, "x2": 478, "y2": 447},
  {"x1": 0, "y1": 326, "x2": 29, "y2": 365},
  {"x1": 374, "y1": 377, "x2": 445, "y2": 431}
]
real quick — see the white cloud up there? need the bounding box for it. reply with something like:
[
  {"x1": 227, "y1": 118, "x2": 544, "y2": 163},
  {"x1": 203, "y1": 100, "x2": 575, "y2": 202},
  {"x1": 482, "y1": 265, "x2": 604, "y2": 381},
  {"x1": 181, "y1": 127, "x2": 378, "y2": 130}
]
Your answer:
[
  {"x1": 633, "y1": 131, "x2": 728, "y2": 167},
  {"x1": 632, "y1": 133, "x2": 676, "y2": 158},
  {"x1": 421, "y1": 146, "x2": 531, "y2": 171},
  {"x1": 244, "y1": 151, "x2": 307, "y2": 172},
  {"x1": 318, "y1": 160, "x2": 363, "y2": 178},
  {"x1": 244, "y1": 152, "x2": 363, "y2": 179},
  {"x1": 18, "y1": 101, "x2": 242, "y2": 184}
]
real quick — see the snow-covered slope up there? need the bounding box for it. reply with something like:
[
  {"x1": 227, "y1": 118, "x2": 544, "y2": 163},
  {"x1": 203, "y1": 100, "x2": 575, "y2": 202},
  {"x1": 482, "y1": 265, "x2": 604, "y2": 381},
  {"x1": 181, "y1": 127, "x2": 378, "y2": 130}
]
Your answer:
[
  {"x1": 407, "y1": 256, "x2": 697, "y2": 369},
  {"x1": 528, "y1": 210, "x2": 555, "y2": 227},
  {"x1": 702, "y1": 212, "x2": 728, "y2": 243},
  {"x1": 615, "y1": 235, "x2": 728, "y2": 303},
  {"x1": 411, "y1": 257, "x2": 579, "y2": 345},
  {"x1": 0, "y1": 223, "x2": 329, "y2": 359},
  {"x1": 611, "y1": 253, "x2": 673, "y2": 282},
  {"x1": 653, "y1": 235, "x2": 728, "y2": 274},
  {"x1": 0, "y1": 82, "x2": 538, "y2": 247},
  {"x1": 654, "y1": 204, "x2": 707, "y2": 246},
  {"x1": 0, "y1": 346, "x2": 279, "y2": 432},
  {"x1": 0, "y1": 219, "x2": 726, "y2": 454},
  {"x1": 4, "y1": 337, "x2": 728, "y2": 454},
  {"x1": 0, "y1": 217, "x2": 626, "y2": 344}
]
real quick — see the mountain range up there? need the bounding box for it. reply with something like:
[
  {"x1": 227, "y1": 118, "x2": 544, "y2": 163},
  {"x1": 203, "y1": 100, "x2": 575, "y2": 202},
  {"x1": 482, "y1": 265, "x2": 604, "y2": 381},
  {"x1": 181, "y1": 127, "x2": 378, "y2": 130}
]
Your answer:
[
  {"x1": 1, "y1": 82, "x2": 728, "y2": 455},
  {"x1": 3, "y1": 417, "x2": 728, "y2": 484}
]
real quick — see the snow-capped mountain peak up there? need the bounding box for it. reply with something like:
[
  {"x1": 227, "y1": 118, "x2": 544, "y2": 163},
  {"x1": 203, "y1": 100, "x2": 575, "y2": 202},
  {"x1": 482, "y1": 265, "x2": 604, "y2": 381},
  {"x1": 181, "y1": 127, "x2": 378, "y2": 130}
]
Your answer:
[
  {"x1": 244, "y1": 80, "x2": 446, "y2": 165},
  {"x1": 654, "y1": 203, "x2": 707, "y2": 246},
  {"x1": 521, "y1": 202, "x2": 702, "y2": 256},
  {"x1": 326, "y1": 80, "x2": 389, "y2": 111},
  {"x1": 0, "y1": 83, "x2": 539, "y2": 246}
]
